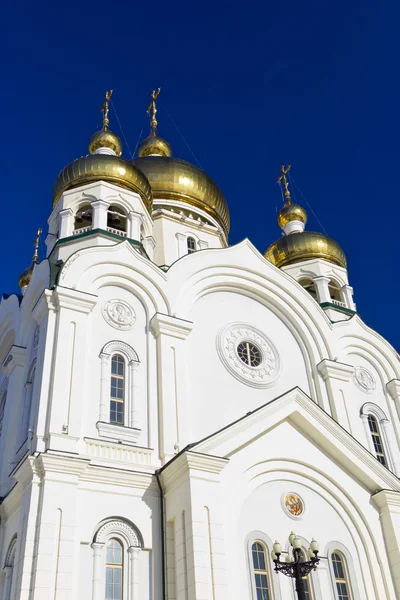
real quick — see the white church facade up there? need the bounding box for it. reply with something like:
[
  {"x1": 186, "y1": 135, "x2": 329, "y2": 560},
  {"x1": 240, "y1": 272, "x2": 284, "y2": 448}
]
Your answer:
[{"x1": 0, "y1": 90, "x2": 400, "y2": 600}]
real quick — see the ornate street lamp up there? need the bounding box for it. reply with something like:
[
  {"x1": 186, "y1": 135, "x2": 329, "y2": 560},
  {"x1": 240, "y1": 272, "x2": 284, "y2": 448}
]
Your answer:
[{"x1": 271, "y1": 532, "x2": 320, "y2": 600}]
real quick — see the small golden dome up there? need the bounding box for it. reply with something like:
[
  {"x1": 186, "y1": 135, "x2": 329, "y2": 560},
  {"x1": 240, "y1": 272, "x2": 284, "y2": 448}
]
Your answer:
[
  {"x1": 278, "y1": 203, "x2": 307, "y2": 228},
  {"x1": 88, "y1": 128, "x2": 122, "y2": 156},
  {"x1": 18, "y1": 264, "x2": 34, "y2": 290},
  {"x1": 53, "y1": 154, "x2": 153, "y2": 209},
  {"x1": 265, "y1": 231, "x2": 347, "y2": 268},
  {"x1": 138, "y1": 129, "x2": 172, "y2": 157},
  {"x1": 133, "y1": 156, "x2": 230, "y2": 235}
]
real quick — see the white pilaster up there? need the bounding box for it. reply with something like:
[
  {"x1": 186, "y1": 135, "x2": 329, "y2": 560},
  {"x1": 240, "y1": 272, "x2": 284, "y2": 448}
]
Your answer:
[
  {"x1": 59, "y1": 208, "x2": 74, "y2": 238},
  {"x1": 373, "y1": 490, "x2": 400, "y2": 597},
  {"x1": 91, "y1": 199, "x2": 109, "y2": 230},
  {"x1": 144, "y1": 236, "x2": 156, "y2": 261},
  {"x1": 150, "y1": 313, "x2": 193, "y2": 461},
  {"x1": 99, "y1": 353, "x2": 109, "y2": 422},
  {"x1": 176, "y1": 233, "x2": 187, "y2": 258},
  {"x1": 313, "y1": 276, "x2": 331, "y2": 304},
  {"x1": 91, "y1": 543, "x2": 104, "y2": 600},
  {"x1": 2, "y1": 566, "x2": 13, "y2": 600},
  {"x1": 128, "y1": 546, "x2": 140, "y2": 600},
  {"x1": 340, "y1": 284, "x2": 356, "y2": 310},
  {"x1": 198, "y1": 240, "x2": 209, "y2": 250},
  {"x1": 127, "y1": 211, "x2": 144, "y2": 241},
  {"x1": 128, "y1": 361, "x2": 139, "y2": 429},
  {"x1": 317, "y1": 359, "x2": 355, "y2": 428}
]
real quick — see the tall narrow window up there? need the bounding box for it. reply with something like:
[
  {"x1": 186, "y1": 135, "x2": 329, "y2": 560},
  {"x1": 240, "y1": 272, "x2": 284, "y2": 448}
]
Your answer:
[
  {"x1": 106, "y1": 539, "x2": 123, "y2": 600},
  {"x1": 300, "y1": 550, "x2": 313, "y2": 600},
  {"x1": 331, "y1": 552, "x2": 351, "y2": 599},
  {"x1": 187, "y1": 236, "x2": 196, "y2": 254},
  {"x1": 367, "y1": 415, "x2": 387, "y2": 466},
  {"x1": 0, "y1": 391, "x2": 7, "y2": 436},
  {"x1": 110, "y1": 355, "x2": 125, "y2": 425},
  {"x1": 252, "y1": 542, "x2": 271, "y2": 600}
]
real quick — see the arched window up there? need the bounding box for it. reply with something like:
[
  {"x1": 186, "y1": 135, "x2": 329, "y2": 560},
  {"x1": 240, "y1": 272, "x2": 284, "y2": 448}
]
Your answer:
[
  {"x1": 20, "y1": 362, "x2": 36, "y2": 448},
  {"x1": 3, "y1": 536, "x2": 17, "y2": 600},
  {"x1": 92, "y1": 518, "x2": 142, "y2": 600},
  {"x1": 74, "y1": 204, "x2": 93, "y2": 231},
  {"x1": 106, "y1": 539, "x2": 123, "y2": 600},
  {"x1": 110, "y1": 355, "x2": 125, "y2": 425},
  {"x1": 251, "y1": 541, "x2": 271, "y2": 599},
  {"x1": 300, "y1": 550, "x2": 313, "y2": 600},
  {"x1": 98, "y1": 342, "x2": 140, "y2": 444},
  {"x1": 331, "y1": 552, "x2": 351, "y2": 599},
  {"x1": 0, "y1": 390, "x2": 7, "y2": 437},
  {"x1": 299, "y1": 278, "x2": 317, "y2": 300},
  {"x1": 187, "y1": 236, "x2": 196, "y2": 254},
  {"x1": 367, "y1": 415, "x2": 387, "y2": 466},
  {"x1": 107, "y1": 206, "x2": 127, "y2": 235},
  {"x1": 328, "y1": 280, "x2": 342, "y2": 302}
]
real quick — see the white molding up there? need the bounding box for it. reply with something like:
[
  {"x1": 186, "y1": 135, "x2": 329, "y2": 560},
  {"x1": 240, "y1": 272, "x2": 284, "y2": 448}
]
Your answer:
[
  {"x1": 150, "y1": 313, "x2": 193, "y2": 339},
  {"x1": 325, "y1": 541, "x2": 361, "y2": 600},
  {"x1": 96, "y1": 421, "x2": 141, "y2": 444}
]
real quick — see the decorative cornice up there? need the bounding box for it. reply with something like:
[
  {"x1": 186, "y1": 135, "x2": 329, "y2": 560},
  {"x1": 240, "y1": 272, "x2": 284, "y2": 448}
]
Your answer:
[
  {"x1": 372, "y1": 489, "x2": 400, "y2": 510},
  {"x1": 54, "y1": 287, "x2": 98, "y2": 314},
  {"x1": 150, "y1": 313, "x2": 193, "y2": 339},
  {"x1": 160, "y1": 451, "x2": 228, "y2": 491},
  {"x1": 317, "y1": 359, "x2": 355, "y2": 382},
  {"x1": 387, "y1": 379, "x2": 400, "y2": 402},
  {"x1": 3, "y1": 345, "x2": 27, "y2": 374}
]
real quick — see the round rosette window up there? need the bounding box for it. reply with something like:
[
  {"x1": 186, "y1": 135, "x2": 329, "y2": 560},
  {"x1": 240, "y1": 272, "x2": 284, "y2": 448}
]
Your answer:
[{"x1": 217, "y1": 323, "x2": 280, "y2": 388}]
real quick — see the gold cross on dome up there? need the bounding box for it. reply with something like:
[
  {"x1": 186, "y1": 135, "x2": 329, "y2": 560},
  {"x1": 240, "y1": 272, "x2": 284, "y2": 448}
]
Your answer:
[
  {"x1": 147, "y1": 88, "x2": 161, "y2": 129},
  {"x1": 33, "y1": 228, "x2": 42, "y2": 262},
  {"x1": 101, "y1": 90, "x2": 113, "y2": 130},
  {"x1": 277, "y1": 164, "x2": 292, "y2": 204}
]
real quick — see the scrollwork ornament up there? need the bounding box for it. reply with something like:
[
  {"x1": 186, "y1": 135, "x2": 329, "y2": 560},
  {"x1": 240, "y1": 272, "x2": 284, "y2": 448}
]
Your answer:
[
  {"x1": 216, "y1": 323, "x2": 280, "y2": 388},
  {"x1": 102, "y1": 299, "x2": 136, "y2": 331},
  {"x1": 353, "y1": 366, "x2": 375, "y2": 393}
]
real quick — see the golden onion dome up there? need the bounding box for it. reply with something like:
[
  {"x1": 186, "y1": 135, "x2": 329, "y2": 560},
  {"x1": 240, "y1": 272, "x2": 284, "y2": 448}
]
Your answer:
[
  {"x1": 265, "y1": 231, "x2": 347, "y2": 268},
  {"x1": 138, "y1": 129, "x2": 172, "y2": 157},
  {"x1": 52, "y1": 154, "x2": 153, "y2": 210},
  {"x1": 88, "y1": 128, "x2": 122, "y2": 156},
  {"x1": 18, "y1": 264, "x2": 34, "y2": 290},
  {"x1": 278, "y1": 203, "x2": 307, "y2": 228},
  {"x1": 133, "y1": 155, "x2": 230, "y2": 235}
]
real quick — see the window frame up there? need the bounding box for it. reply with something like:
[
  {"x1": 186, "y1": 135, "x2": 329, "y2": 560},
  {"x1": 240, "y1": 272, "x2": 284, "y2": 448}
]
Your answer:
[
  {"x1": 246, "y1": 532, "x2": 281, "y2": 600},
  {"x1": 187, "y1": 236, "x2": 197, "y2": 254},
  {"x1": 360, "y1": 403, "x2": 393, "y2": 471},
  {"x1": 110, "y1": 355, "x2": 126, "y2": 426},
  {"x1": 105, "y1": 538, "x2": 124, "y2": 600},
  {"x1": 325, "y1": 542, "x2": 360, "y2": 600},
  {"x1": 330, "y1": 551, "x2": 352, "y2": 600},
  {"x1": 98, "y1": 342, "x2": 140, "y2": 444}
]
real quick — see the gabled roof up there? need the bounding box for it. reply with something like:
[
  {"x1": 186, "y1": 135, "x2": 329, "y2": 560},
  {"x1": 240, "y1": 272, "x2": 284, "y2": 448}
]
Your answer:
[{"x1": 180, "y1": 387, "x2": 400, "y2": 493}]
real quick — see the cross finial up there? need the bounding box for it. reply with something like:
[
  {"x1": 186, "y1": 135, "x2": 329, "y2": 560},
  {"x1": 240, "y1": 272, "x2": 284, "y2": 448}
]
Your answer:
[
  {"x1": 101, "y1": 90, "x2": 113, "y2": 131},
  {"x1": 147, "y1": 88, "x2": 161, "y2": 131},
  {"x1": 33, "y1": 228, "x2": 42, "y2": 262},
  {"x1": 277, "y1": 165, "x2": 292, "y2": 204}
]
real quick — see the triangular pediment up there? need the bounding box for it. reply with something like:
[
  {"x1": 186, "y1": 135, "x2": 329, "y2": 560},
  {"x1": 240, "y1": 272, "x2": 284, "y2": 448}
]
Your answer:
[{"x1": 189, "y1": 387, "x2": 400, "y2": 493}]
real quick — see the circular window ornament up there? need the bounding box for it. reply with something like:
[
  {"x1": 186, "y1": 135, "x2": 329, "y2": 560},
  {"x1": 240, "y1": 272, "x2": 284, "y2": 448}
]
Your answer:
[
  {"x1": 353, "y1": 366, "x2": 375, "y2": 393},
  {"x1": 216, "y1": 323, "x2": 280, "y2": 388},
  {"x1": 282, "y1": 492, "x2": 305, "y2": 519},
  {"x1": 102, "y1": 299, "x2": 136, "y2": 331}
]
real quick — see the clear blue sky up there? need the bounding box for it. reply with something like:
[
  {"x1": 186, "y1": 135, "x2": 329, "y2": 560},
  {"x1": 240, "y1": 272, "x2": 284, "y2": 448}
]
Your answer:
[{"x1": 1, "y1": 0, "x2": 399, "y2": 350}]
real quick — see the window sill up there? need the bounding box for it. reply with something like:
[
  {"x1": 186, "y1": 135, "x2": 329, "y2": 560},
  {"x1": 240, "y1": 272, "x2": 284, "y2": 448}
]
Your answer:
[{"x1": 96, "y1": 421, "x2": 141, "y2": 444}]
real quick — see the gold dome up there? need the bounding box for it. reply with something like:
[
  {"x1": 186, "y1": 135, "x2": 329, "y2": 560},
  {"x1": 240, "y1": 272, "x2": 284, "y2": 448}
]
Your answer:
[
  {"x1": 53, "y1": 154, "x2": 153, "y2": 210},
  {"x1": 133, "y1": 156, "x2": 230, "y2": 235},
  {"x1": 278, "y1": 203, "x2": 307, "y2": 228},
  {"x1": 265, "y1": 231, "x2": 347, "y2": 268},
  {"x1": 88, "y1": 128, "x2": 122, "y2": 156},
  {"x1": 18, "y1": 264, "x2": 34, "y2": 290},
  {"x1": 137, "y1": 129, "x2": 172, "y2": 157}
]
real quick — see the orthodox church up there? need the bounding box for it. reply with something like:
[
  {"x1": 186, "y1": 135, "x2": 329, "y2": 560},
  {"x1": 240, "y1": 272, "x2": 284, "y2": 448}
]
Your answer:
[{"x1": 0, "y1": 89, "x2": 399, "y2": 600}]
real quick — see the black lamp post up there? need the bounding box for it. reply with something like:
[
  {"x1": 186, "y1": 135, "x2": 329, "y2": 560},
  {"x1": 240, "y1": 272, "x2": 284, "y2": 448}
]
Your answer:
[{"x1": 271, "y1": 532, "x2": 320, "y2": 600}]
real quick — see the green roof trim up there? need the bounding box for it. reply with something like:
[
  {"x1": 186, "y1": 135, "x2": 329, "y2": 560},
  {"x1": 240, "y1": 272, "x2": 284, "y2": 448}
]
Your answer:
[{"x1": 319, "y1": 302, "x2": 357, "y2": 316}]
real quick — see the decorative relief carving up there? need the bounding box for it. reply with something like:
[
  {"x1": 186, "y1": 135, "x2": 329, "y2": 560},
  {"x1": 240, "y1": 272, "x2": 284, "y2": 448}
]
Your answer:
[
  {"x1": 102, "y1": 299, "x2": 136, "y2": 331},
  {"x1": 33, "y1": 325, "x2": 40, "y2": 350},
  {"x1": 353, "y1": 366, "x2": 375, "y2": 393},
  {"x1": 216, "y1": 323, "x2": 280, "y2": 388},
  {"x1": 95, "y1": 519, "x2": 141, "y2": 548},
  {"x1": 282, "y1": 492, "x2": 305, "y2": 519}
]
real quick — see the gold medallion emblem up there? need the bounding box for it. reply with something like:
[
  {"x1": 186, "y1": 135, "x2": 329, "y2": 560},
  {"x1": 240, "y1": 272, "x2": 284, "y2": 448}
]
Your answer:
[{"x1": 284, "y1": 493, "x2": 304, "y2": 517}]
